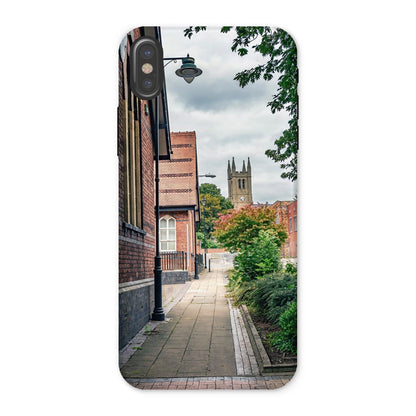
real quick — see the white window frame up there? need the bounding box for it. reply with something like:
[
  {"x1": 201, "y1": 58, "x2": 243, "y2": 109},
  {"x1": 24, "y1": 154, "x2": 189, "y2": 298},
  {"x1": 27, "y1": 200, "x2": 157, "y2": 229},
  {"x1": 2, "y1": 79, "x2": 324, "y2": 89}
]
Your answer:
[{"x1": 160, "y1": 215, "x2": 176, "y2": 252}]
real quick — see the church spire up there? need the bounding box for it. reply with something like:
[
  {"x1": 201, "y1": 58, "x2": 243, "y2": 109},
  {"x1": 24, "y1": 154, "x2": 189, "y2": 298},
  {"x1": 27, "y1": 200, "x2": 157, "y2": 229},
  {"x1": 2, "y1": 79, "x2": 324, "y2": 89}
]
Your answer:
[
  {"x1": 242, "y1": 159, "x2": 246, "y2": 172},
  {"x1": 232, "y1": 157, "x2": 236, "y2": 173},
  {"x1": 227, "y1": 159, "x2": 231, "y2": 179},
  {"x1": 247, "y1": 157, "x2": 251, "y2": 174}
]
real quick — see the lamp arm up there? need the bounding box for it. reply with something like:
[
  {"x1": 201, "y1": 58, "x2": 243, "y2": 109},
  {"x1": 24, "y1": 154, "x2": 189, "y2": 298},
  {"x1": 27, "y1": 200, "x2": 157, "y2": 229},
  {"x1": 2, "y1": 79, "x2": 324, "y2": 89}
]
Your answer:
[{"x1": 163, "y1": 57, "x2": 190, "y2": 67}]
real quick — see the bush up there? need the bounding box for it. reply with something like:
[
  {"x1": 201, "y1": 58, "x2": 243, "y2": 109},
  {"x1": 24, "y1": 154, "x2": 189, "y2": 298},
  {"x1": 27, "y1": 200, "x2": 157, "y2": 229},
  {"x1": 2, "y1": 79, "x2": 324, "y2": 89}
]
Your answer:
[
  {"x1": 215, "y1": 205, "x2": 287, "y2": 252},
  {"x1": 228, "y1": 271, "x2": 296, "y2": 326},
  {"x1": 284, "y1": 262, "x2": 297, "y2": 275},
  {"x1": 234, "y1": 230, "x2": 282, "y2": 281},
  {"x1": 269, "y1": 301, "x2": 297, "y2": 354},
  {"x1": 249, "y1": 273, "x2": 297, "y2": 325}
]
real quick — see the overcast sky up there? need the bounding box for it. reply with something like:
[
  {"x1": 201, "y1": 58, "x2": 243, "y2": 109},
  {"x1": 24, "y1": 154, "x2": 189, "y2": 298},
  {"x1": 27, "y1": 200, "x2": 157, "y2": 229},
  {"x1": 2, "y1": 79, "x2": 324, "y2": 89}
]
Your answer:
[{"x1": 161, "y1": 27, "x2": 297, "y2": 203}]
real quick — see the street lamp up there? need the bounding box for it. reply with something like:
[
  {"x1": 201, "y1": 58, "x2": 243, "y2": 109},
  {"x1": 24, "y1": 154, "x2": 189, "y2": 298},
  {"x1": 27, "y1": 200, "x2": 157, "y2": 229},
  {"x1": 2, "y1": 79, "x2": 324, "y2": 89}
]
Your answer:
[
  {"x1": 163, "y1": 54, "x2": 203, "y2": 84},
  {"x1": 201, "y1": 197, "x2": 208, "y2": 269},
  {"x1": 152, "y1": 50, "x2": 202, "y2": 322}
]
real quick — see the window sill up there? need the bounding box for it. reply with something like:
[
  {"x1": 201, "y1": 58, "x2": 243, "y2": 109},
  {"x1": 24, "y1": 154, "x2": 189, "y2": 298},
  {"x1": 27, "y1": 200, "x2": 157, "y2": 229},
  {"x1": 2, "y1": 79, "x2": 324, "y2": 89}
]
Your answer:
[{"x1": 122, "y1": 222, "x2": 147, "y2": 236}]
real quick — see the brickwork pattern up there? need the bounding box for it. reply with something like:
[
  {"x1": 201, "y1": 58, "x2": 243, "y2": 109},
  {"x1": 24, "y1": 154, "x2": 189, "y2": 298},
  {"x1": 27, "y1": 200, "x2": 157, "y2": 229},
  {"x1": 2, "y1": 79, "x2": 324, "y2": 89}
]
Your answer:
[
  {"x1": 287, "y1": 200, "x2": 298, "y2": 258},
  {"x1": 127, "y1": 375, "x2": 292, "y2": 390},
  {"x1": 159, "y1": 131, "x2": 198, "y2": 207}
]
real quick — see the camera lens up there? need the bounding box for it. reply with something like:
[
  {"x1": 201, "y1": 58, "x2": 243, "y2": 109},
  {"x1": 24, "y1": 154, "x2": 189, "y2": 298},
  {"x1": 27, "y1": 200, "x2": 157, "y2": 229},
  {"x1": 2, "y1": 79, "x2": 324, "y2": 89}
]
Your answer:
[
  {"x1": 140, "y1": 45, "x2": 154, "y2": 59},
  {"x1": 143, "y1": 78, "x2": 153, "y2": 89}
]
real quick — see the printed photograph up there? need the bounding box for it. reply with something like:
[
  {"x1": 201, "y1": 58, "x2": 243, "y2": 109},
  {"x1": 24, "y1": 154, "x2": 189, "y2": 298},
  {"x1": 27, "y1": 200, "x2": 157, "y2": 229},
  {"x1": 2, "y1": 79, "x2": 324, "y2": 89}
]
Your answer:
[{"x1": 118, "y1": 26, "x2": 298, "y2": 390}]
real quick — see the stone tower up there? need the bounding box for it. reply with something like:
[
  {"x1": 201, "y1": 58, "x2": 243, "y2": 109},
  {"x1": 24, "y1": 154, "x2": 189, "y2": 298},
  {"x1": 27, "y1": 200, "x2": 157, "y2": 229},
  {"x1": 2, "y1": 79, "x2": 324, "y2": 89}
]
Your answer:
[{"x1": 227, "y1": 157, "x2": 253, "y2": 209}]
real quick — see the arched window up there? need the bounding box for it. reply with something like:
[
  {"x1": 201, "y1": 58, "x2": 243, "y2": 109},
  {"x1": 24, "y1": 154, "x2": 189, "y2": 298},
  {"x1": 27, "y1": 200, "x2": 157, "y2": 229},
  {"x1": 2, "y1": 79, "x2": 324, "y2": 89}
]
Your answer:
[
  {"x1": 242, "y1": 179, "x2": 245, "y2": 189},
  {"x1": 160, "y1": 216, "x2": 176, "y2": 251},
  {"x1": 238, "y1": 179, "x2": 241, "y2": 189}
]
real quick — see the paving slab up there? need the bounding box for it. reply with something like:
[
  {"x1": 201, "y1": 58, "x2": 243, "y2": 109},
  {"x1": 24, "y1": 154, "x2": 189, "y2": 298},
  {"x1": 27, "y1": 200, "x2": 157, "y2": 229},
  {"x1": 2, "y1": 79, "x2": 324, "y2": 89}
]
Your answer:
[
  {"x1": 120, "y1": 255, "x2": 284, "y2": 389},
  {"x1": 120, "y1": 266, "x2": 237, "y2": 379}
]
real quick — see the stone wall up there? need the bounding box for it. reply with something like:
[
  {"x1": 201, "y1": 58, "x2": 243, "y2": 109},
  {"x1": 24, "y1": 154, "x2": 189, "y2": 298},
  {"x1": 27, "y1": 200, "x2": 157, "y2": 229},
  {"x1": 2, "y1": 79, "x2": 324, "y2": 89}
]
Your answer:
[
  {"x1": 161, "y1": 270, "x2": 188, "y2": 284},
  {"x1": 119, "y1": 279, "x2": 155, "y2": 350}
]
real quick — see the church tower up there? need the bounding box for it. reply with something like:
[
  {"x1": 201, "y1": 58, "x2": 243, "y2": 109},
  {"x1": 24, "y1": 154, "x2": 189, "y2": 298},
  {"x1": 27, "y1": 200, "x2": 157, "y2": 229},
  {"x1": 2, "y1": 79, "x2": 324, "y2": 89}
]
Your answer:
[{"x1": 227, "y1": 157, "x2": 253, "y2": 209}]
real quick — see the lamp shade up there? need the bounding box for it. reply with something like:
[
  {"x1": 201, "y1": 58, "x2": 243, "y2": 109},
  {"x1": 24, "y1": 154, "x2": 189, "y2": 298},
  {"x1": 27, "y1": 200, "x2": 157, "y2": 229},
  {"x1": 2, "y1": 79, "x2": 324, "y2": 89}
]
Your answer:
[{"x1": 175, "y1": 55, "x2": 202, "y2": 83}]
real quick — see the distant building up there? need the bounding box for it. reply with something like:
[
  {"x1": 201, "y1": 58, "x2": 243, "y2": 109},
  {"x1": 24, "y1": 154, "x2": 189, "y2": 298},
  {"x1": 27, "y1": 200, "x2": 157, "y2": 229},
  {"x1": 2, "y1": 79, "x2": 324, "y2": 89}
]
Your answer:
[
  {"x1": 286, "y1": 200, "x2": 298, "y2": 258},
  {"x1": 268, "y1": 200, "x2": 290, "y2": 257},
  {"x1": 227, "y1": 157, "x2": 253, "y2": 209},
  {"x1": 159, "y1": 131, "x2": 201, "y2": 280},
  {"x1": 269, "y1": 199, "x2": 297, "y2": 258}
]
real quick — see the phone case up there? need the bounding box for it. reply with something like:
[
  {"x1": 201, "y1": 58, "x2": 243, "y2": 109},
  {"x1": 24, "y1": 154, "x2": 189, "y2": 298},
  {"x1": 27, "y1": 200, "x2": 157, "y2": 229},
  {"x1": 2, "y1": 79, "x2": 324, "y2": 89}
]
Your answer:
[{"x1": 118, "y1": 26, "x2": 298, "y2": 390}]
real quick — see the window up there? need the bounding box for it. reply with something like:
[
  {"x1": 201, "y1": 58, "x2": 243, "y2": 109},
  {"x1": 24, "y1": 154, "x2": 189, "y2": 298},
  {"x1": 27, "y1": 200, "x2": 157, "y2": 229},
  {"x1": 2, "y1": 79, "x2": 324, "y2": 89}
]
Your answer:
[
  {"x1": 289, "y1": 217, "x2": 293, "y2": 233},
  {"x1": 238, "y1": 179, "x2": 241, "y2": 189},
  {"x1": 160, "y1": 216, "x2": 176, "y2": 251},
  {"x1": 294, "y1": 215, "x2": 297, "y2": 232},
  {"x1": 242, "y1": 179, "x2": 245, "y2": 189},
  {"x1": 121, "y1": 43, "x2": 142, "y2": 228}
]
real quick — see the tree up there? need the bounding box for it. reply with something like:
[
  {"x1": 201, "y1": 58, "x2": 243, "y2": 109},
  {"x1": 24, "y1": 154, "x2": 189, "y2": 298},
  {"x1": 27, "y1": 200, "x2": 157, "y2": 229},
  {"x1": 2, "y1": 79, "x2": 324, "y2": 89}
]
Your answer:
[
  {"x1": 184, "y1": 26, "x2": 298, "y2": 181},
  {"x1": 234, "y1": 229, "x2": 282, "y2": 280},
  {"x1": 214, "y1": 205, "x2": 287, "y2": 253},
  {"x1": 198, "y1": 183, "x2": 233, "y2": 242}
]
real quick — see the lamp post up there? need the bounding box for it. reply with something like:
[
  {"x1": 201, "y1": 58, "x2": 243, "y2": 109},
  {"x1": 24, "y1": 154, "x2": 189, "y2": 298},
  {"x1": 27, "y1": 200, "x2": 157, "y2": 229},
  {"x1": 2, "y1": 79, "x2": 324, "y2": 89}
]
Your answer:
[{"x1": 151, "y1": 51, "x2": 202, "y2": 321}]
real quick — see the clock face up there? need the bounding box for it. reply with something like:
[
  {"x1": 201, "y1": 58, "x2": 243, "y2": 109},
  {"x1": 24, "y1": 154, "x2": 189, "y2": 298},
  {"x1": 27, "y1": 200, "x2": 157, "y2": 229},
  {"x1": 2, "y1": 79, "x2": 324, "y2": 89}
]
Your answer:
[{"x1": 240, "y1": 196, "x2": 245, "y2": 201}]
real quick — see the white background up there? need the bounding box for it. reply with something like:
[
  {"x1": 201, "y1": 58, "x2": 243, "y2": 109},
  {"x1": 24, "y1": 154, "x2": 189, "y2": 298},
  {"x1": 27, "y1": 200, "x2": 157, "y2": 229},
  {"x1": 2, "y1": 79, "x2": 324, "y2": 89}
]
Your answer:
[{"x1": 1, "y1": 1, "x2": 415, "y2": 414}]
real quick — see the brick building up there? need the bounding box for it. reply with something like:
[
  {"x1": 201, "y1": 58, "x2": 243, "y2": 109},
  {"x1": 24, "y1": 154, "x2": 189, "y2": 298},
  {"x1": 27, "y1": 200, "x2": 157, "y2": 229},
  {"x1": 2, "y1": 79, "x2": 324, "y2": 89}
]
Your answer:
[
  {"x1": 268, "y1": 200, "x2": 291, "y2": 257},
  {"x1": 118, "y1": 27, "x2": 172, "y2": 350},
  {"x1": 159, "y1": 131, "x2": 201, "y2": 280},
  {"x1": 252, "y1": 200, "x2": 297, "y2": 258},
  {"x1": 286, "y1": 200, "x2": 298, "y2": 258},
  {"x1": 268, "y1": 200, "x2": 298, "y2": 258}
]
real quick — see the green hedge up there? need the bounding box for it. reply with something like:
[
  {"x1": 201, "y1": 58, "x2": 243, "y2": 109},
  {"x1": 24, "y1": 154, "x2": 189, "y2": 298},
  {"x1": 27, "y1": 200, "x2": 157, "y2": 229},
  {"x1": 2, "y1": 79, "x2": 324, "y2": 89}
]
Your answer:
[
  {"x1": 269, "y1": 301, "x2": 297, "y2": 354},
  {"x1": 228, "y1": 266, "x2": 297, "y2": 355},
  {"x1": 228, "y1": 271, "x2": 296, "y2": 327}
]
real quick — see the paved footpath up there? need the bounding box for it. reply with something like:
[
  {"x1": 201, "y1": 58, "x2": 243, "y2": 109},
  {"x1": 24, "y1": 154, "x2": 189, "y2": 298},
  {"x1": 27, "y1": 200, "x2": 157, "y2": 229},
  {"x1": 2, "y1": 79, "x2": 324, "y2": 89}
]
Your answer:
[{"x1": 120, "y1": 258, "x2": 293, "y2": 390}]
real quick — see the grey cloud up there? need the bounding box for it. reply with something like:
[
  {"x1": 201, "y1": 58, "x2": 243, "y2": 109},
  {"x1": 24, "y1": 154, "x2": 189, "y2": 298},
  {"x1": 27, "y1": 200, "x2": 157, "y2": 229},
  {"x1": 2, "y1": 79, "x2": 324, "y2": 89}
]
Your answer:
[{"x1": 162, "y1": 27, "x2": 296, "y2": 203}]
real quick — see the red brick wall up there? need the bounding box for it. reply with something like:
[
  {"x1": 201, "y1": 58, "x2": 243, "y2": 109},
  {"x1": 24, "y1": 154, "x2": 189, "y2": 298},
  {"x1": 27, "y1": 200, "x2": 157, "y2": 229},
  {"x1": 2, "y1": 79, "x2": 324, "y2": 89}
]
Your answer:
[
  {"x1": 287, "y1": 200, "x2": 298, "y2": 258},
  {"x1": 119, "y1": 30, "x2": 156, "y2": 284},
  {"x1": 270, "y1": 201, "x2": 292, "y2": 258}
]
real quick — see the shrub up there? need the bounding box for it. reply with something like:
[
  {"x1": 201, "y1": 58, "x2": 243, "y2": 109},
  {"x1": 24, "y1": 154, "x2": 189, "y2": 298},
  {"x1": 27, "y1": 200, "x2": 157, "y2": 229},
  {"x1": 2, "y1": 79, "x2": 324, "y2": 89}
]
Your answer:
[
  {"x1": 228, "y1": 271, "x2": 297, "y2": 326},
  {"x1": 234, "y1": 229, "x2": 282, "y2": 281},
  {"x1": 284, "y1": 262, "x2": 297, "y2": 275},
  {"x1": 227, "y1": 280, "x2": 257, "y2": 306},
  {"x1": 269, "y1": 301, "x2": 297, "y2": 354},
  {"x1": 249, "y1": 273, "x2": 297, "y2": 325}
]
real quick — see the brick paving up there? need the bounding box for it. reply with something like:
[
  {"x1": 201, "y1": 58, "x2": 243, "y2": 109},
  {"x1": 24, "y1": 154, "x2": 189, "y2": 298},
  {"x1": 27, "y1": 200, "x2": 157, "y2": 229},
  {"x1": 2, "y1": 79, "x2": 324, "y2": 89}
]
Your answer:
[{"x1": 126, "y1": 376, "x2": 292, "y2": 390}]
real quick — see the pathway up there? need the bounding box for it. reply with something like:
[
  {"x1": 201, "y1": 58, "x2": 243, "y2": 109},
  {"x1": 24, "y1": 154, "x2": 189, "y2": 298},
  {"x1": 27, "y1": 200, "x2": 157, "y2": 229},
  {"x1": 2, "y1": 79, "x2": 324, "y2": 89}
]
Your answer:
[{"x1": 120, "y1": 255, "x2": 293, "y2": 389}]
